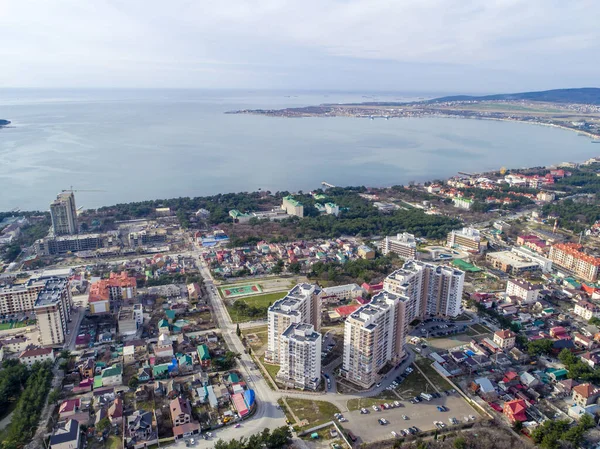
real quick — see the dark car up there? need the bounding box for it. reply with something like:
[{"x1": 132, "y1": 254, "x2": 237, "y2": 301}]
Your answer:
[{"x1": 348, "y1": 432, "x2": 357, "y2": 442}]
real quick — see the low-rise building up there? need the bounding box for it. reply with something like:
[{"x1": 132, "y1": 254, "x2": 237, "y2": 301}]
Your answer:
[
  {"x1": 453, "y1": 197, "x2": 473, "y2": 210},
  {"x1": 19, "y1": 347, "x2": 55, "y2": 366},
  {"x1": 381, "y1": 232, "x2": 417, "y2": 259},
  {"x1": 574, "y1": 301, "x2": 600, "y2": 321},
  {"x1": 281, "y1": 196, "x2": 304, "y2": 217},
  {"x1": 357, "y1": 245, "x2": 375, "y2": 260},
  {"x1": 322, "y1": 283, "x2": 364, "y2": 301},
  {"x1": 486, "y1": 251, "x2": 539, "y2": 275},
  {"x1": 572, "y1": 383, "x2": 600, "y2": 407},
  {"x1": 126, "y1": 410, "x2": 158, "y2": 449},
  {"x1": 101, "y1": 364, "x2": 123, "y2": 387},
  {"x1": 503, "y1": 399, "x2": 527, "y2": 423},
  {"x1": 505, "y1": 279, "x2": 542, "y2": 304},
  {"x1": 447, "y1": 227, "x2": 482, "y2": 252},
  {"x1": 493, "y1": 330, "x2": 516, "y2": 351},
  {"x1": 49, "y1": 418, "x2": 80, "y2": 449},
  {"x1": 170, "y1": 397, "x2": 200, "y2": 440}
]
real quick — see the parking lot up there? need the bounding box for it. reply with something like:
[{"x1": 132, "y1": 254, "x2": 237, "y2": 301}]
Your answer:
[{"x1": 341, "y1": 394, "x2": 480, "y2": 444}]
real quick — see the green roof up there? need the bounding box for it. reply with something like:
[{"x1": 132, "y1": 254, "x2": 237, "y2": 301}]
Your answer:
[
  {"x1": 283, "y1": 196, "x2": 302, "y2": 207},
  {"x1": 197, "y1": 344, "x2": 210, "y2": 360},
  {"x1": 229, "y1": 209, "x2": 251, "y2": 218},
  {"x1": 93, "y1": 377, "x2": 103, "y2": 389},
  {"x1": 313, "y1": 194, "x2": 327, "y2": 200},
  {"x1": 452, "y1": 259, "x2": 482, "y2": 272},
  {"x1": 158, "y1": 319, "x2": 169, "y2": 328},
  {"x1": 325, "y1": 202, "x2": 338, "y2": 208},
  {"x1": 165, "y1": 310, "x2": 176, "y2": 320},
  {"x1": 102, "y1": 364, "x2": 122, "y2": 378},
  {"x1": 228, "y1": 373, "x2": 240, "y2": 383}
]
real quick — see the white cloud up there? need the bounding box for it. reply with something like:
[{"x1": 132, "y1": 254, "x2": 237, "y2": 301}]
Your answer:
[{"x1": 0, "y1": 0, "x2": 598, "y2": 90}]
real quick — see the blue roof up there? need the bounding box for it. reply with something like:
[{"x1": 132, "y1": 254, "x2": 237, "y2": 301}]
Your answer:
[{"x1": 244, "y1": 389, "x2": 255, "y2": 407}]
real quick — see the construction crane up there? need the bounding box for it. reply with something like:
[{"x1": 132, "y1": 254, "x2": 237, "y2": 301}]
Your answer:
[{"x1": 61, "y1": 186, "x2": 106, "y2": 193}]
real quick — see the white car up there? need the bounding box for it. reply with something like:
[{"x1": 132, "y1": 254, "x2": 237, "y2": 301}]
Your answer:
[
  {"x1": 402, "y1": 415, "x2": 408, "y2": 420},
  {"x1": 391, "y1": 431, "x2": 398, "y2": 438}
]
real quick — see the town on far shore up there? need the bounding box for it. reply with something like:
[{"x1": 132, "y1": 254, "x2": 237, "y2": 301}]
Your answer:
[{"x1": 2, "y1": 155, "x2": 600, "y2": 449}]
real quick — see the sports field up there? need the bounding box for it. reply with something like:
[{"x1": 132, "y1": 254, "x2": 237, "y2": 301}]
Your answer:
[{"x1": 220, "y1": 283, "x2": 262, "y2": 298}]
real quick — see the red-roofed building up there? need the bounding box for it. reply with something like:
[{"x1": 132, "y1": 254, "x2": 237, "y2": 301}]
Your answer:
[
  {"x1": 503, "y1": 399, "x2": 527, "y2": 423},
  {"x1": 19, "y1": 347, "x2": 54, "y2": 366},
  {"x1": 574, "y1": 333, "x2": 595, "y2": 350},
  {"x1": 549, "y1": 243, "x2": 600, "y2": 282},
  {"x1": 89, "y1": 272, "x2": 137, "y2": 314},
  {"x1": 335, "y1": 304, "x2": 361, "y2": 318},
  {"x1": 573, "y1": 383, "x2": 600, "y2": 407},
  {"x1": 550, "y1": 326, "x2": 570, "y2": 339},
  {"x1": 493, "y1": 330, "x2": 516, "y2": 350},
  {"x1": 59, "y1": 398, "x2": 80, "y2": 419}
]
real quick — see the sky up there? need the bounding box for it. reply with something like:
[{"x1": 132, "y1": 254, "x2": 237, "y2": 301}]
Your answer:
[{"x1": 0, "y1": 0, "x2": 598, "y2": 93}]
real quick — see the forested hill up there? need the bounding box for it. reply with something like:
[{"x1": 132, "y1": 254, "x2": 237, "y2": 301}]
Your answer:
[{"x1": 430, "y1": 87, "x2": 600, "y2": 105}]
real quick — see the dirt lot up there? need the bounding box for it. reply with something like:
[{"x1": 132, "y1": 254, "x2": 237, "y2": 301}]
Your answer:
[{"x1": 341, "y1": 394, "x2": 480, "y2": 444}]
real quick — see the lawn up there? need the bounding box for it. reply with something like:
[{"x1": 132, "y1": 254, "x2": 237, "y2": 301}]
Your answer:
[
  {"x1": 285, "y1": 398, "x2": 341, "y2": 428},
  {"x1": 106, "y1": 436, "x2": 122, "y2": 449},
  {"x1": 414, "y1": 358, "x2": 453, "y2": 391},
  {"x1": 395, "y1": 369, "x2": 431, "y2": 398},
  {"x1": 260, "y1": 355, "x2": 281, "y2": 384},
  {"x1": 226, "y1": 291, "x2": 288, "y2": 322},
  {"x1": 0, "y1": 323, "x2": 11, "y2": 330}
]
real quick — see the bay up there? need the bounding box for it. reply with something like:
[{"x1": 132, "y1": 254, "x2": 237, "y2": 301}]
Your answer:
[{"x1": 0, "y1": 89, "x2": 597, "y2": 211}]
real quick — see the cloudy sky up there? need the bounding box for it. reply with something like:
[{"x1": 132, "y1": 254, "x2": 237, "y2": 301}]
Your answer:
[{"x1": 0, "y1": 0, "x2": 598, "y2": 93}]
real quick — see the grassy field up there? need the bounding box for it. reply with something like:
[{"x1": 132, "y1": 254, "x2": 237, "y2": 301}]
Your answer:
[
  {"x1": 285, "y1": 398, "x2": 341, "y2": 428},
  {"x1": 395, "y1": 369, "x2": 431, "y2": 399},
  {"x1": 226, "y1": 291, "x2": 288, "y2": 322},
  {"x1": 260, "y1": 355, "x2": 281, "y2": 384},
  {"x1": 415, "y1": 358, "x2": 453, "y2": 391}
]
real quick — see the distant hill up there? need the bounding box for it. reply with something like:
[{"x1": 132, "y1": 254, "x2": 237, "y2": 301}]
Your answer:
[{"x1": 430, "y1": 88, "x2": 600, "y2": 105}]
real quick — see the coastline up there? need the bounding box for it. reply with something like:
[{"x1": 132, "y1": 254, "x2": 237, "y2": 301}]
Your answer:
[{"x1": 231, "y1": 109, "x2": 600, "y2": 140}]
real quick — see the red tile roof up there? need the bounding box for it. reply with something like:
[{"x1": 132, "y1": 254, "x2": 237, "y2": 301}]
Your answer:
[
  {"x1": 19, "y1": 347, "x2": 53, "y2": 358},
  {"x1": 335, "y1": 304, "x2": 361, "y2": 317}
]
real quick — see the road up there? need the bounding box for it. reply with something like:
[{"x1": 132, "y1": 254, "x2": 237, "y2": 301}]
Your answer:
[{"x1": 170, "y1": 258, "x2": 287, "y2": 449}]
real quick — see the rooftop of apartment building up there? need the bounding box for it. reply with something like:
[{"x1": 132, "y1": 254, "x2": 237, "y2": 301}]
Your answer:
[
  {"x1": 451, "y1": 227, "x2": 481, "y2": 239},
  {"x1": 386, "y1": 232, "x2": 416, "y2": 246},
  {"x1": 349, "y1": 290, "x2": 406, "y2": 326},
  {"x1": 270, "y1": 285, "x2": 318, "y2": 316},
  {"x1": 282, "y1": 323, "x2": 320, "y2": 342},
  {"x1": 552, "y1": 243, "x2": 600, "y2": 266},
  {"x1": 508, "y1": 279, "x2": 542, "y2": 291},
  {"x1": 282, "y1": 196, "x2": 302, "y2": 207},
  {"x1": 34, "y1": 278, "x2": 68, "y2": 308},
  {"x1": 118, "y1": 306, "x2": 136, "y2": 320},
  {"x1": 387, "y1": 260, "x2": 463, "y2": 282}
]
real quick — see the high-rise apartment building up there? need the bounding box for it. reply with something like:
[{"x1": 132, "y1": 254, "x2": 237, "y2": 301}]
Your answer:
[
  {"x1": 266, "y1": 283, "x2": 322, "y2": 364},
  {"x1": 276, "y1": 323, "x2": 322, "y2": 390},
  {"x1": 342, "y1": 290, "x2": 410, "y2": 388},
  {"x1": 34, "y1": 277, "x2": 72, "y2": 346},
  {"x1": 381, "y1": 232, "x2": 417, "y2": 259},
  {"x1": 0, "y1": 277, "x2": 48, "y2": 315},
  {"x1": 549, "y1": 243, "x2": 600, "y2": 282},
  {"x1": 50, "y1": 192, "x2": 78, "y2": 236},
  {"x1": 384, "y1": 260, "x2": 465, "y2": 319}
]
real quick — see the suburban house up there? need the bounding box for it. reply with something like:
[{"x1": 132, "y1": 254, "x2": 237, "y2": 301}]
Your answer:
[
  {"x1": 493, "y1": 330, "x2": 516, "y2": 350},
  {"x1": 101, "y1": 365, "x2": 123, "y2": 387},
  {"x1": 49, "y1": 418, "x2": 80, "y2": 449},
  {"x1": 503, "y1": 399, "x2": 527, "y2": 423},
  {"x1": 169, "y1": 397, "x2": 200, "y2": 440},
  {"x1": 125, "y1": 410, "x2": 158, "y2": 449},
  {"x1": 572, "y1": 383, "x2": 600, "y2": 407}
]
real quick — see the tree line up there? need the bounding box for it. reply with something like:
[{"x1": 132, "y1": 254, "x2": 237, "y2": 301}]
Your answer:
[
  {"x1": 2, "y1": 361, "x2": 53, "y2": 449},
  {"x1": 214, "y1": 426, "x2": 292, "y2": 449}
]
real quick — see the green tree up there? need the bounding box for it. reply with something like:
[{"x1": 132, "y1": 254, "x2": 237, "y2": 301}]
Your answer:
[
  {"x1": 128, "y1": 376, "x2": 139, "y2": 390},
  {"x1": 527, "y1": 339, "x2": 553, "y2": 356},
  {"x1": 48, "y1": 389, "x2": 60, "y2": 405},
  {"x1": 453, "y1": 436, "x2": 466, "y2": 449},
  {"x1": 96, "y1": 417, "x2": 111, "y2": 433},
  {"x1": 236, "y1": 323, "x2": 241, "y2": 337}
]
